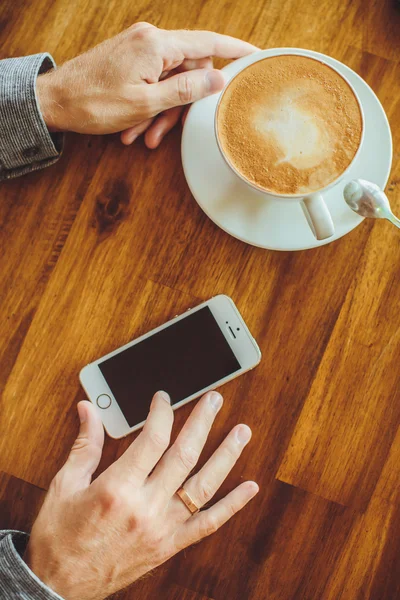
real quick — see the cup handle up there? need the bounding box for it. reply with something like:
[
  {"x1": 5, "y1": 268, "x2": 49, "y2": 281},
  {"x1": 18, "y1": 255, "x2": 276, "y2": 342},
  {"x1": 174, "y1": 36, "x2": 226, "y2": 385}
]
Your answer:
[{"x1": 300, "y1": 194, "x2": 335, "y2": 240}]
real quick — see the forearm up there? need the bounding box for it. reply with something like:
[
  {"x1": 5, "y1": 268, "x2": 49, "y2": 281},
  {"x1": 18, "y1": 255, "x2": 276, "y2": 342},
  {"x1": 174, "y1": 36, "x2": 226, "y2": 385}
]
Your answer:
[
  {"x1": 0, "y1": 530, "x2": 63, "y2": 599},
  {"x1": 0, "y1": 53, "x2": 63, "y2": 182}
]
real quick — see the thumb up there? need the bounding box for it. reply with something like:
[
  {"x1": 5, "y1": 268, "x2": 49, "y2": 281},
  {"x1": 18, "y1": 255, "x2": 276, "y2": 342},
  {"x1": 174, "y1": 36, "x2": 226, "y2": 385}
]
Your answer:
[
  {"x1": 57, "y1": 401, "x2": 105, "y2": 494},
  {"x1": 152, "y1": 68, "x2": 225, "y2": 112}
]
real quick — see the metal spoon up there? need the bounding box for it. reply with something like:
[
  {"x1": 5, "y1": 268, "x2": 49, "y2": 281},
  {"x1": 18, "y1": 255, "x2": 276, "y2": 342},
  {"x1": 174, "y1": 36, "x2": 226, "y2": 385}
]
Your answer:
[{"x1": 343, "y1": 179, "x2": 400, "y2": 229}]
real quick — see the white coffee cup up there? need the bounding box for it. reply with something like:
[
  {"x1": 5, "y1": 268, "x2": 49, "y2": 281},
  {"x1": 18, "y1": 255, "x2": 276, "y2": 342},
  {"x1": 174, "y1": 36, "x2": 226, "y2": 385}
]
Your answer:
[{"x1": 214, "y1": 50, "x2": 365, "y2": 241}]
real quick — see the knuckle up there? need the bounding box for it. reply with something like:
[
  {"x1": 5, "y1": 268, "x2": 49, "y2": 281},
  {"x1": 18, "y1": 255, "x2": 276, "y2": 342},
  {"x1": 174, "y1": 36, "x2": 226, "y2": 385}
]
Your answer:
[
  {"x1": 199, "y1": 514, "x2": 219, "y2": 538},
  {"x1": 222, "y1": 442, "x2": 239, "y2": 462},
  {"x1": 176, "y1": 445, "x2": 199, "y2": 472},
  {"x1": 148, "y1": 429, "x2": 170, "y2": 451},
  {"x1": 198, "y1": 480, "x2": 215, "y2": 505},
  {"x1": 128, "y1": 506, "x2": 162, "y2": 543},
  {"x1": 225, "y1": 502, "x2": 236, "y2": 519},
  {"x1": 133, "y1": 24, "x2": 159, "y2": 44},
  {"x1": 177, "y1": 74, "x2": 194, "y2": 104},
  {"x1": 126, "y1": 512, "x2": 141, "y2": 533},
  {"x1": 127, "y1": 507, "x2": 151, "y2": 534},
  {"x1": 129, "y1": 21, "x2": 154, "y2": 31},
  {"x1": 98, "y1": 482, "x2": 123, "y2": 513},
  {"x1": 71, "y1": 439, "x2": 102, "y2": 466},
  {"x1": 71, "y1": 435, "x2": 90, "y2": 453}
]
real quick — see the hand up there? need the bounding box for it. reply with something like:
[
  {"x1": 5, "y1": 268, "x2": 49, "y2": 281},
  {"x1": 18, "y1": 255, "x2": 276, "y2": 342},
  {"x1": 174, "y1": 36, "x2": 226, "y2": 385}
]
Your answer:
[
  {"x1": 24, "y1": 391, "x2": 258, "y2": 600},
  {"x1": 36, "y1": 23, "x2": 257, "y2": 148}
]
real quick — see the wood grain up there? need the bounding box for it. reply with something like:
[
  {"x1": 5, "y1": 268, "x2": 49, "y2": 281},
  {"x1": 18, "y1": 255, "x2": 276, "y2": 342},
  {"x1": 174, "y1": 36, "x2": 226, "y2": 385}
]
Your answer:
[
  {"x1": 1, "y1": 0, "x2": 400, "y2": 598},
  {"x1": 0, "y1": 472, "x2": 45, "y2": 531}
]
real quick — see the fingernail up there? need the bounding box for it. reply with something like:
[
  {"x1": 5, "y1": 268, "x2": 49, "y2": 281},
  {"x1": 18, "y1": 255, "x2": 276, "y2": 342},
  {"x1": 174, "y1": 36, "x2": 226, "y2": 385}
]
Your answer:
[
  {"x1": 158, "y1": 391, "x2": 171, "y2": 404},
  {"x1": 206, "y1": 70, "x2": 224, "y2": 94},
  {"x1": 209, "y1": 391, "x2": 223, "y2": 411},
  {"x1": 153, "y1": 131, "x2": 163, "y2": 147},
  {"x1": 78, "y1": 403, "x2": 87, "y2": 424},
  {"x1": 235, "y1": 424, "x2": 251, "y2": 445},
  {"x1": 128, "y1": 134, "x2": 137, "y2": 144}
]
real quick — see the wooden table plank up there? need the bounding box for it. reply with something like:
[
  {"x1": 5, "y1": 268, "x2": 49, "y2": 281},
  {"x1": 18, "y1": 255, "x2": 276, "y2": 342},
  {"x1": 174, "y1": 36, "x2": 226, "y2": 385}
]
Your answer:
[
  {"x1": 324, "y1": 427, "x2": 400, "y2": 599},
  {"x1": 0, "y1": 135, "x2": 107, "y2": 397},
  {"x1": 277, "y1": 219, "x2": 400, "y2": 508},
  {"x1": 0, "y1": 471, "x2": 45, "y2": 532}
]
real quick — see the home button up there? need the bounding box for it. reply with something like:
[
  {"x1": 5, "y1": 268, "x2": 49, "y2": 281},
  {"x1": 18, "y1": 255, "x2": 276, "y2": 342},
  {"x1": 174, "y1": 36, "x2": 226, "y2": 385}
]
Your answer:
[{"x1": 96, "y1": 394, "x2": 111, "y2": 409}]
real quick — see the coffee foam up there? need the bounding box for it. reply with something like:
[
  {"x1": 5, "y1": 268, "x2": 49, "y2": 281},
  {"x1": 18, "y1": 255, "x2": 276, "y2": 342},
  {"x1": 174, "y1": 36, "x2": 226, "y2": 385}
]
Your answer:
[{"x1": 217, "y1": 56, "x2": 363, "y2": 195}]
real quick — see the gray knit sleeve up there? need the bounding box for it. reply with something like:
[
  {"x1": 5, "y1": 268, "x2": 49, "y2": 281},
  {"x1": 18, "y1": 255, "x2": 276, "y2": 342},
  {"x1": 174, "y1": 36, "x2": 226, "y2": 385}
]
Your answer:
[
  {"x1": 0, "y1": 53, "x2": 64, "y2": 181},
  {"x1": 0, "y1": 530, "x2": 64, "y2": 599}
]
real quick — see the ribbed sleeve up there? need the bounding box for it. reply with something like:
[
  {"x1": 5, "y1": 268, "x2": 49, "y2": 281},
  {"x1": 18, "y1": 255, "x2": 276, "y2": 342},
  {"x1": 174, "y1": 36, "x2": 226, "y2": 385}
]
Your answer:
[
  {"x1": 0, "y1": 530, "x2": 64, "y2": 599},
  {"x1": 0, "y1": 53, "x2": 63, "y2": 181}
]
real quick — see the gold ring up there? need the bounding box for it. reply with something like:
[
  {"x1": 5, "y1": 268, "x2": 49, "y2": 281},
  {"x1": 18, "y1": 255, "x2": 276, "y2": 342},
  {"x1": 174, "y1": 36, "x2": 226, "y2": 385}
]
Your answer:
[{"x1": 176, "y1": 487, "x2": 199, "y2": 515}]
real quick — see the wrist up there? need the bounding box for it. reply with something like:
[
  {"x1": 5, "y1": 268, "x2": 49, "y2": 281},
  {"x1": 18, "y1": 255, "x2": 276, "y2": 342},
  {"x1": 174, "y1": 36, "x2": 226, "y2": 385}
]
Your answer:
[
  {"x1": 36, "y1": 71, "x2": 68, "y2": 132},
  {"x1": 23, "y1": 541, "x2": 71, "y2": 600},
  {"x1": 23, "y1": 539, "x2": 105, "y2": 600}
]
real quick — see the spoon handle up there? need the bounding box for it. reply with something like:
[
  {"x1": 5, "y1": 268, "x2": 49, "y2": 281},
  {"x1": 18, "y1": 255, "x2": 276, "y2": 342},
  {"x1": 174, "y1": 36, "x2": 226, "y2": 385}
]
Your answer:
[{"x1": 387, "y1": 214, "x2": 400, "y2": 229}]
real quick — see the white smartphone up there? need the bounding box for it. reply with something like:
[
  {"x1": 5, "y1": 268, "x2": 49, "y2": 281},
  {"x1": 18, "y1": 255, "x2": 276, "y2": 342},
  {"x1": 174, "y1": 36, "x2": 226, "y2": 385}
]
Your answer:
[{"x1": 80, "y1": 295, "x2": 261, "y2": 439}]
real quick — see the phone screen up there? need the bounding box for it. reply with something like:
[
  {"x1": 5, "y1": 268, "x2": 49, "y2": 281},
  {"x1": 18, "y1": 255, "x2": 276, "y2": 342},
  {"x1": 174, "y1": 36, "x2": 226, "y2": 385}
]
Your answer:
[{"x1": 98, "y1": 307, "x2": 241, "y2": 426}]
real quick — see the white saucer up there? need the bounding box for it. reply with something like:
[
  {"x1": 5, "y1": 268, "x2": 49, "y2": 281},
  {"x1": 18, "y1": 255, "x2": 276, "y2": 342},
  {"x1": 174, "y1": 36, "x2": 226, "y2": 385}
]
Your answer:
[{"x1": 181, "y1": 48, "x2": 393, "y2": 251}]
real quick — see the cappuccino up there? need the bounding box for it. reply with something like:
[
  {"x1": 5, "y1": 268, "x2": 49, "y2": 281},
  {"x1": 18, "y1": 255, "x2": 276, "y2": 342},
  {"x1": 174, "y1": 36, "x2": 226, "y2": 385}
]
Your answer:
[{"x1": 216, "y1": 55, "x2": 363, "y2": 195}]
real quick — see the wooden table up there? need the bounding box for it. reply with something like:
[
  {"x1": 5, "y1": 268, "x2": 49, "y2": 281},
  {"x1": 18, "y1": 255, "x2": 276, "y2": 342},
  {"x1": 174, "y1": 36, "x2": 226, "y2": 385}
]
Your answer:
[{"x1": 1, "y1": 0, "x2": 400, "y2": 598}]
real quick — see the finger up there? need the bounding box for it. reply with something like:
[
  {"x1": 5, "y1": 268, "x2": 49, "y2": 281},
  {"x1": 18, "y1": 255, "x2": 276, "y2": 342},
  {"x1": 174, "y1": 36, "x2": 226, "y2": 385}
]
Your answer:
[
  {"x1": 111, "y1": 391, "x2": 173, "y2": 483},
  {"x1": 166, "y1": 30, "x2": 258, "y2": 60},
  {"x1": 174, "y1": 481, "x2": 259, "y2": 550},
  {"x1": 150, "y1": 68, "x2": 225, "y2": 113},
  {"x1": 145, "y1": 56, "x2": 212, "y2": 146},
  {"x1": 54, "y1": 401, "x2": 104, "y2": 494},
  {"x1": 178, "y1": 57, "x2": 213, "y2": 72},
  {"x1": 149, "y1": 391, "x2": 223, "y2": 498},
  {"x1": 160, "y1": 59, "x2": 213, "y2": 81},
  {"x1": 175, "y1": 60, "x2": 212, "y2": 132},
  {"x1": 159, "y1": 70, "x2": 171, "y2": 81},
  {"x1": 121, "y1": 117, "x2": 154, "y2": 145},
  {"x1": 174, "y1": 424, "x2": 252, "y2": 519},
  {"x1": 145, "y1": 106, "x2": 183, "y2": 149}
]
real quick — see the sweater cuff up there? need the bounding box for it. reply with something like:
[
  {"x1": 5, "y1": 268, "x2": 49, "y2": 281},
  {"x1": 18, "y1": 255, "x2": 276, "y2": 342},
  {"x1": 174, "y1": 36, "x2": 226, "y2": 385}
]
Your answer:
[
  {"x1": 0, "y1": 53, "x2": 64, "y2": 180},
  {"x1": 0, "y1": 530, "x2": 64, "y2": 599}
]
